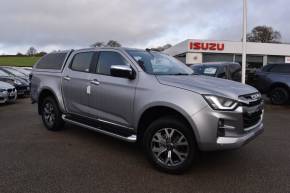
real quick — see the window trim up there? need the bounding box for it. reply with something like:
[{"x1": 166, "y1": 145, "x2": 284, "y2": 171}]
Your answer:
[{"x1": 69, "y1": 51, "x2": 96, "y2": 73}]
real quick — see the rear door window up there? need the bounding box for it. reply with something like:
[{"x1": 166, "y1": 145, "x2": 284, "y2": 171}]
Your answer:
[
  {"x1": 36, "y1": 53, "x2": 67, "y2": 70},
  {"x1": 70, "y1": 52, "x2": 94, "y2": 72}
]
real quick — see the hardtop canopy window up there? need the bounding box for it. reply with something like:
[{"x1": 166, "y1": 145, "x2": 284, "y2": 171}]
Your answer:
[
  {"x1": 36, "y1": 53, "x2": 67, "y2": 70},
  {"x1": 127, "y1": 50, "x2": 193, "y2": 75}
]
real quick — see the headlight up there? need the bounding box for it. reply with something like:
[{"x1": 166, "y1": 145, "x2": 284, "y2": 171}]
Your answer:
[
  {"x1": 203, "y1": 95, "x2": 238, "y2": 111},
  {"x1": 14, "y1": 80, "x2": 22, "y2": 85},
  {"x1": 0, "y1": 89, "x2": 6, "y2": 92}
]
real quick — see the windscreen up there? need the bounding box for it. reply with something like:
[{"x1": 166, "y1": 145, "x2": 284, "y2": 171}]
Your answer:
[
  {"x1": 127, "y1": 50, "x2": 193, "y2": 75},
  {"x1": 191, "y1": 65, "x2": 218, "y2": 77},
  {"x1": 3, "y1": 68, "x2": 26, "y2": 76},
  {"x1": 0, "y1": 69, "x2": 11, "y2": 76}
]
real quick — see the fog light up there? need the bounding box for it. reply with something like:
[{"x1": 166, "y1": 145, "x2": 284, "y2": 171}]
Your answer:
[{"x1": 217, "y1": 119, "x2": 225, "y2": 137}]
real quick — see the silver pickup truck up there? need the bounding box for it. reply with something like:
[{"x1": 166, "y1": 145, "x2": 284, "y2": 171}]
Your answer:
[{"x1": 31, "y1": 47, "x2": 264, "y2": 173}]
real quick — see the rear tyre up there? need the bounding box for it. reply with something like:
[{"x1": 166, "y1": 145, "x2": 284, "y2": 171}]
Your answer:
[
  {"x1": 40, "y1": 96, "x2": 64, "y2": 131},
  {"x1": 269, "y1": 87, "x2": 289, "y2": 105},
  {"x1": 143, "y1": 116, "x2": 197, "y2": 174}
]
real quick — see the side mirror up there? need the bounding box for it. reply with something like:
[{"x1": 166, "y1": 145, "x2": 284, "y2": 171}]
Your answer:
[{"x1": 110, "y1": 65, "x2": 135, "y2": 79}]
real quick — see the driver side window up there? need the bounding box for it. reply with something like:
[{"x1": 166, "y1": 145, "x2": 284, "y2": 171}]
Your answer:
[{"x1": 97, "y1": 51, "x2": 129, "y2": 76}]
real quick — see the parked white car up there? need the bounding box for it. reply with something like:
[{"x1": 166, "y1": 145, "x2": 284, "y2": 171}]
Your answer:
[{"x1": 0, "y1": 81, "x2": 17, "y2": 104}]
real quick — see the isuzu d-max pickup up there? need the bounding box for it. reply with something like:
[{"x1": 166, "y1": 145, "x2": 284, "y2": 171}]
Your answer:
[{"x1": 31, "y1": 47, "x2": 264, "y2": 173}]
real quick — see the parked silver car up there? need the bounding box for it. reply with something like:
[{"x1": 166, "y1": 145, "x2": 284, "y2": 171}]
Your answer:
[
  {"x1": 0, "y1": 81, "x2": 17, "y2": 104},
  {"x1": 31, "y1": 48, "x2": 264, "y2": 173}
]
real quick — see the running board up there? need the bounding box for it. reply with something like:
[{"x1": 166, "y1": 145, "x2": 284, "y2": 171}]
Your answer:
[{"x1": 62, "y1": 115, "x2": 137, "y2": 143}]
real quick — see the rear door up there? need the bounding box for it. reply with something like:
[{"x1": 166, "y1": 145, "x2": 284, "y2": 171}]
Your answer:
[
  {"x1": 62, "y1": 51, "x2": 95, "y2": 117},
  {"x1": 88, "y1": 50, "x2": 137, "y2": 127}
]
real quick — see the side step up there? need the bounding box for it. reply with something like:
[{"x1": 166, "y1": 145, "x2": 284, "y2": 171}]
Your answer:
[{"x1": 62, "y1": 115, "x2": 137, "y2": 143}]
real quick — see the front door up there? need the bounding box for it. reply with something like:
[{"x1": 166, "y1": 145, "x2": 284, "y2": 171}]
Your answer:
[{"x1": 88, "y1": 50, "x2": 137, "y2": 128}]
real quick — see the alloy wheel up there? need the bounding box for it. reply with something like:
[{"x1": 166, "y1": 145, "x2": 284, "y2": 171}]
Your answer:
[
  {"x1": 151, "y1": 128, "x2": 189, "y2": 167},
  {"x1": 43, "y1": 102, "x2": 56, "y2": 127}
]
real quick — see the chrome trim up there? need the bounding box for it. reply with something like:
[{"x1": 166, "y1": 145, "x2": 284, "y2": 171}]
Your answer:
[
  {"x1": 238, "y1": 92, "x2": 262, "y2": 105},
  {"x1": 244, "y1": 111, "x2": 264, "y2": 131},
  {"x1": 62, "y1": 115, "x2": 136, "y2": 142},
  {"x1": 64, "y1": 76, "x2": 71, "y2": 81},
  {"x1": 90, "y1": 79, "x2": 100, "y2": 85},
  {"x1": 219, "y1": 125, "x2": 236, "y2": 130},
  {"x1": 63, "y1": 112, "x2": 134, "y2": 130},
  {"x1": 97, "y1": 118, "x2": 134, "y2": 130},
  {"x1": 217, "y1": 122, "x2": 263, "y2": 145},
  {"x1": 111, "y1": 65, "x2": 132, "y2": 71}
]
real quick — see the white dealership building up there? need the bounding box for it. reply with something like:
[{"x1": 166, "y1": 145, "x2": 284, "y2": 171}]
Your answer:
[{"x1": 164, "y1": 39, "x2": 290, "y2": 69}]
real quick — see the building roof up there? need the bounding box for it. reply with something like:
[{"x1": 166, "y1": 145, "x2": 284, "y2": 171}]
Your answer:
[{"x1": 164, "y1": 39, "x2": 290, "y2": 56}]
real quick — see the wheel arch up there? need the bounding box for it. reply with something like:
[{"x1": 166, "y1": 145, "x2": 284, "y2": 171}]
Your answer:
[
  {"x1": 268, "y1": 82, "x2": 290, "y2": 95},
  {"x1": 37, "y1": 88, "x2": 61, "y2": 115},
  {"x1": 269, "y1": 82, "x2": 289, "y2": 91},
  {"x1": 136, "y1": 105, "x2": 200, "y2": 147}
]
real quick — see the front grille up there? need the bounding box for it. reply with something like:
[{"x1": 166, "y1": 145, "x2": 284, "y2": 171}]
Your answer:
[
  {"x1": 7, "y1": 89, "x2": 12, "y2": 93},
  {"x1": 240, "y1": 99, "x2": 263, "y2": 107},
  {"x1": 243, "y1": 110, "x2": 262, "y2": 128},
  {"x1": 239, "y1": 93, "x2": 263, "y2": 107}
]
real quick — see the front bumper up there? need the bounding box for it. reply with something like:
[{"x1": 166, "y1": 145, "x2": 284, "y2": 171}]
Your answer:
[
  {"x1": 192, "y1": 100, "x2": 264, "y2": 151},
  {"x1": 0, "y1": 90, "x2": 17, "y2": 103},
  {"x1": 16, "y1": 85, "x2": 30, "y2": 95},
  {"x1": 216, "y1": 120, "x2": 263, "y2": 149}
]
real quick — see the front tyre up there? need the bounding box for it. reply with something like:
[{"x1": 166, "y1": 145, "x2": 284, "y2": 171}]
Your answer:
[
  {"x1": 40, "y1": 97, "x2": 64, "y2": 131},
  {"x1": 144, "y1": 117, "x2": 197, "y2": 174}
]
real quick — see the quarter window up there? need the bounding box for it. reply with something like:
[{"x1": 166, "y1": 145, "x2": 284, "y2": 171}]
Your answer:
[
  {"x1": 71, "y1": 52, "x2": 94, "y2": 72},
  {"x1": 97, "y1": 51, "x2": 129, "y2": 75}
]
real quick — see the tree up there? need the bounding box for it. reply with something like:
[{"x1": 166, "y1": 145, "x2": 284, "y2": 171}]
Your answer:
[
  {"x1": 150, "y1": 44, "x2": 172, "y2": 52},
  {"x1": 90, "y1": 40, "x2": 122, "y2": 48},
  {"x1": 35, "y1": 51, "x2": 47, "y2": 57},
  {"x1": 246, "y1": 25, "x2": 281, "y2": 43},
  {"x1": 26, "y1": 47, "x2": 37, "y2": 56},
  {"x1": 90, "y1": 42, "x2": 105, "y2": 47},
  {"x1": 106, "y1": 40, "x2": 122, "y2": 47}
]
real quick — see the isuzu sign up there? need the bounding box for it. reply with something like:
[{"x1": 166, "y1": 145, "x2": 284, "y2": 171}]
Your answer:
[{"x1": 189, "y1": 42, "x2": 225, "y2": 51}]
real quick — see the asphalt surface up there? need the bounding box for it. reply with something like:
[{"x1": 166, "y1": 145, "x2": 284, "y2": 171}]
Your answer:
[{"x1": 0, "y1": 98, "x2": 290, "y2": 193}]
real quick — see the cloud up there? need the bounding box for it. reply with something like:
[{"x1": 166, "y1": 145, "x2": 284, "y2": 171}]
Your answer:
[{"x1": 0, "y1": 0, "x2": 289, "y2": 54}]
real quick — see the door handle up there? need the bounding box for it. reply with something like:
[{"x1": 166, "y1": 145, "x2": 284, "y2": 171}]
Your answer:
[
  {"x1": 64, "y1": 76, "x2": 71, "y2": 81},
  {"x1": 90, "y1": 79, "x2": 100, "y2": 85}
]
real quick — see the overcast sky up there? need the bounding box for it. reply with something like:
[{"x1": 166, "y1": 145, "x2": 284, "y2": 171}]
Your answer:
[{"x1": 0, "y1": 0, "x2": 289, "y2": 54}]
